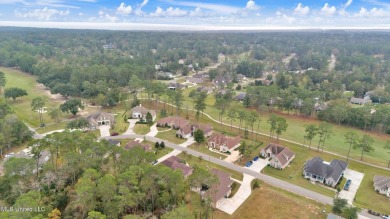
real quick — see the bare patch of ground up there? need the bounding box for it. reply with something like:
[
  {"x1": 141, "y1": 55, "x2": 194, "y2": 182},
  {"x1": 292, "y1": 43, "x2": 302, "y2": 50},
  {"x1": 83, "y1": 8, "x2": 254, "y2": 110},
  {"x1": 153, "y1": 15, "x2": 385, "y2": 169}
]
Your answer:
[
  {"x1": 36, "y1": 83, "x2": 66, "y2": 103},
  {"x1": 282, "y1": 53, "x2": 296, "y2": 66}
]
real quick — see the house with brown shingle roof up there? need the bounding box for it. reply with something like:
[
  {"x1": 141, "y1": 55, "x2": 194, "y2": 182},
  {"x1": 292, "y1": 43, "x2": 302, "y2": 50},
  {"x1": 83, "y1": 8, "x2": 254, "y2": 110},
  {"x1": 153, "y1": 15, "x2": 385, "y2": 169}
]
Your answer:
[
  {"x1": 176, "y1": 125, "x2": 193, "y2": 139},
  {"x1": 125, "y1": 140, "x2": 152, "y2": 152},
  {"x1": 85, "y1": 112, "x2": 115, "y2": 129},
  {"x1": 202, "y1": 169, "x2": 233, "y2": 208},
  {"x1": 156, "y1": 116, "x2": 190, "y2": 129},
  {"x1": 161, "y1": 156, "x2": 193, "y2": 178},
  {"x1": 176, "y1": 123, "x2": 214, "y2": 139},
  {"x1": 373, "y1": 175, "x2": 390, "y2": 197},
  {"x1": 208, "y1": 134, "x2": 241, "y2": 153},
  {"x1": 131, "y1": 105, "x2": 156, "y2": 121},
  {"x1": 260, "y1": 143, "x2": 295, "y2": 169}
]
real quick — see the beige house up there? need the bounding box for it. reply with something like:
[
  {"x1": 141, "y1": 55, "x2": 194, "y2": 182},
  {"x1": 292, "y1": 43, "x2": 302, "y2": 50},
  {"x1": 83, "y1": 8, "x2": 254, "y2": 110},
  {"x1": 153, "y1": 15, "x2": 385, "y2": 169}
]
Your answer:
[
  {"x1": 373, "y1": 175, "x2": 390, "y2": 197},
  {"x1": 131, "y1": 105, "x2": 156, "y2": 121},
  {"x1": 86, "y1": 112, "x2": 115, "y2": 129},
  {"x1": 260, "y1": 144, "x2": 295, "y2": 169},
  {"x1": 208, "y1": 134, "x2": 240, "y2": 153}
]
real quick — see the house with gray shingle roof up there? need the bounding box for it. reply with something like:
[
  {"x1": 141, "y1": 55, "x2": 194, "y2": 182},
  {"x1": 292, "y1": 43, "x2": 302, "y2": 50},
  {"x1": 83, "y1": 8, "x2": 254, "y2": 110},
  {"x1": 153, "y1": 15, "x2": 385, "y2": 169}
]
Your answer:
[
  {"x1": 260, "y1": 144, "x2": 295, "y2": 169},
  {"x1": 303, "y1": 157, "x2": 348, "y2": 187},
  {"x1": 373, "y1": 175, "x2": 390, "y2": 197},
  {"x1": 350, "y1": 97, "x2": 372, "y2": 105},
  {"x1": 85, "y1": 112, "x2": 115, "y2": 129},
  {"x1": 161, "y1": 156, "x2": 193, "y2": 178}
]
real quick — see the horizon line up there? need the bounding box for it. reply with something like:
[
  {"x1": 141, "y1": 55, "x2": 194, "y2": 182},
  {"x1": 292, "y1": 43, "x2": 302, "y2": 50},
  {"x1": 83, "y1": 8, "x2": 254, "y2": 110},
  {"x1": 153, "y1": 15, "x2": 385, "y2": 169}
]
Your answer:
[{"x1": 1, "y1": 21, "x2": 390, "y2": 31}]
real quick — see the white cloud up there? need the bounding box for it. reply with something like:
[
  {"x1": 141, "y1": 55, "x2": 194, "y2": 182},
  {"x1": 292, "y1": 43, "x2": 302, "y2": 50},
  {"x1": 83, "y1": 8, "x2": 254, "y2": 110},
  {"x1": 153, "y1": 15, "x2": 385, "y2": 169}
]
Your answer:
[
  {"x1": 78, "y1": 12, "x2": 84, "y2": 16},
  {"x1": 354, "y1": 7, "x2": 387, "y2": 17},
  {"x1": 163, "y1": 1, "x2": 239, "y2": 14},
  {"x1": 98, "y1": 10, "x2": 104, "y2": 16},
  {"x1": 117, "y1": 2, "x2": 132, "y2": 15},
  {"x1": 246, "y1": 0, "x2": 259, "y2": 10},
  {"x1": 135, "y1": 0, "x2": 149, "y2": 16},
  {"x1": 190, "y1": 7, "x2": 203, "y2": 17},
  {"x1": 15, "y1": 7, "x2": 70, "y2": 21},
  {"x1": 104, "y1": 13, "x2": 118, "y2": 22},
  {"x1": 339, "y1": 0, "x2": 353, "y2": 16},
  {"x1": 294, "y1": 3, "x2": 309, "y2": 15},
  {"x1": 321, "y1": 3, "x2": 336, "y2": 16},
  {"x1": 151, "y1": 6, "x2": 187, "y2": 17}
]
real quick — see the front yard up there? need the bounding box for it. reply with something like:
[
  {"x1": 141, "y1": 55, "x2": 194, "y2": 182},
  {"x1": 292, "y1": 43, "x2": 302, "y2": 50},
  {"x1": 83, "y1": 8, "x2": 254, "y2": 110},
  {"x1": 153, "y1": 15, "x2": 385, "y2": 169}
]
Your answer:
[
  {"x1": 188, "y1": 143, "x2": 228, "y2": 159},
  {"x1": 133, "y1": 124, "x2": 151, "y2": 135},
  {"x1": 155, "y1": 129, "x2": 187, "y2": 144}
]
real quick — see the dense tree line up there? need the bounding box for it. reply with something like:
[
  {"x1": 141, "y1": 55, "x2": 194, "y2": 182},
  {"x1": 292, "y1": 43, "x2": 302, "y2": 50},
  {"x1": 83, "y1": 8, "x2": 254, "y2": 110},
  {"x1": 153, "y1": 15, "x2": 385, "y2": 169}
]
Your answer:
[{"x1": 0, "y1": 131, "x2": 192, "y2": 218}]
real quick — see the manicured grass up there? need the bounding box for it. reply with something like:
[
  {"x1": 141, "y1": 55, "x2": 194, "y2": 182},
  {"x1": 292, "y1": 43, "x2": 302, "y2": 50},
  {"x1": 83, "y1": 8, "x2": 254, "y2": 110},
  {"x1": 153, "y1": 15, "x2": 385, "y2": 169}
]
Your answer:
[
  {"x1": 141, "y1": 102, "x2": 390, "y2": 214},
  {"x1": 1, "y1": 67, "x2": 62, "y2": 127},
  {"x1": 178, "y1": 153, "x2": 243, "y2": 181},
  {"x1": 133, "y1": 124, "x2": 151, "y2": 135},
  {"x1": 155, "y1": 147, "x2": 174, "y2": 159},
  {"x1": 228, "y1": 182, "x2": 240, "y2": 198},
  {"x1": 155, "y1": 129, "x2": 187, "y2": 144},
  {"x1": 35, "y1": 121, "x2": 67, "y2": 134},
  {"x1": 175, "y1": 87, "x2": 390, "y2": 167},
  {"x1": 109, "y1": 113, "x2": 128, "y2": 135},
  {"x1": 157, "y1": 126, "x2": 171, "y2": 131},
  {"x1": 213, "y1": 183, "x2": 331, "y2": 219},
  {"x1": 188, "y1": 143, "x2": 228, "y2": 159}
]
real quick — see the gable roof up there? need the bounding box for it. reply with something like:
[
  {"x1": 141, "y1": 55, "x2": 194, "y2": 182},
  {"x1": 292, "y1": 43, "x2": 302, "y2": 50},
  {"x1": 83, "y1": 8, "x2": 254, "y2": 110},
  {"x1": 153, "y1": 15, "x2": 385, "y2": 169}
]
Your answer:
[
  {"x1": 208, "y1": 134, "x2": 241, "y2": 149},
  {"x1": 86, "y1": 112, "x2": 115, "y2": 125},
  {"x1": 176, "y1": 125, "x2": 193, "y2": 136},
  {"x1": 193, "y1": 123, "x2": 213, "y2": 134},
  {"x1": 131, "y1": 106, "x2": 156, "y2": 117},
  {"x1": 161, "y1": 156, "x2": 193, "y2": 176},
  {"x1": 157, "y1": 116, "x2": 190, "y2": 128},
  {"x1": 373, "y1": 175, "x2": 390, "y2": 190},
  {"x1": 125, "y1": 140, "x2": 152, "y2": 152},
  {"x1": 263, "y1": 143, "x2": 295, "y2": 167},
  {"x1": 204, "y1": 169, "x2": 233, "y2": 205},
  {"x1": 304, "y1": 157, "x2": 347, "y2": 182},
  {"x1": 350, "y1": 97, "x2": 371, "y2": 104}
]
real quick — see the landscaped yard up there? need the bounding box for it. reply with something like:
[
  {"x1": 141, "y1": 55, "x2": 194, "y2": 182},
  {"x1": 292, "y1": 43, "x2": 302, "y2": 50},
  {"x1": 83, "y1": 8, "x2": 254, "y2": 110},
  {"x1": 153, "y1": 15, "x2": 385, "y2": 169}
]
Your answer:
[
  {"x1": 155, "y1": 147, "x2": 173, "y2": 159},
  {"x1": 188, "y1": 143, "x2": 228, "y2": 159},
  {"x1": 213, "y1": 183, "x2": 331, "y2": 219},
  {"x1": 133, "y1": 124, "x2": 151, "y2": 135},
  {"x1": 177, "y1": 153, "x2": 243, "y2": 181},
  {"x1": 156, "y1": 129, "x2": 187, "y2": 144},
  {"x1": 35, "y1": 121, "x2": 67, "y2": 134}
]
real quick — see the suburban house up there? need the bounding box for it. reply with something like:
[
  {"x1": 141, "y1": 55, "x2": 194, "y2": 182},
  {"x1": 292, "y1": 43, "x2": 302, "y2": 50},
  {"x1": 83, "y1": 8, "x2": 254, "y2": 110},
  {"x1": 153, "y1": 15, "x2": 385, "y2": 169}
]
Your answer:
[
  {"x1": 161, "y1": 156, "x2": 193, "y2": 178},
  {"x1": 176, "y1": 123, "x2": 213, "y2": 139},
  {"x1": 314, "y1": 102, "x2": 328, "y2": 112},
  {"x1": 176, "y1": 125, "x2": 193, "y2": 139},
  {"x1": 260, "y1": 143, "x2": 295, "y2": 169},
  {"x1": 197, "y1": 86, "x2": 213, "y2": 94},
  {"x1": 108, "y1": 139, "x2": 120, "y2": 146},
  {"x1": 193, "y1": 73, "x2": 209, "y2": 79},
  {"x1": 125, "y1": 140, "x2": 152, "y2": 152},
  {"x1": 373, "y1": 175, "x2": 390, "y2": 197},
  {"x1": 168, "y1": 83, "x2": 186, "y2": 90},
  {"x1": 234, "y1": 93, "x2": 246, "y2": 101},
  {"x1": 186, "y1": 77, "x2": 203, "y2": 84},
  {"x1": 350, "y1": 97, "x2": 372, "y2": 105},
  {"x1": 131, "y1": 105, "x2": 156, "y2": 121},
  {"x1": 213, "y1": 75, "x2": 232, "y2": 87},
  {"x1": 85, "y1": 112, "x2": 115, "y2": 129},
  {"x1": 157, "y1": 116, "x2": 190, "y2": 129},
  {"x1": 208, "y1": 134, "x2": 241, "y2": 153},
  {"x1": 236, "y1": 74, "x2": 246, "y2": 82},
  {"x1": 303, "y1": 157, "x2": 348, "y2": 187},
  {"x1": 202, "y1": 169, "x2": 233, "y2": 208}
]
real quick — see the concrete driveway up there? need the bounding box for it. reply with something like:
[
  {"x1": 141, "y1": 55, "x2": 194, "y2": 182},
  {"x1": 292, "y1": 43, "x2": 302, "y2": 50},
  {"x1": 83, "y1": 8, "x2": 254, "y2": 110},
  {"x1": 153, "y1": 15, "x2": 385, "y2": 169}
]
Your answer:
[
  {"x1": 124, "y1": 119, "x2": 138, "y2": 135},
  {"x1": 99, "y1": 125, "x2": 111, "y2": 137},
  {"x1": 217, "y1": 174, "x2": 255, "y2": 214},
  {"x1": 146, "y1": 124, "x2": 158, "y2": 137},
  {"x1": 339, "y1": 169, "x2": 364, "y2": 205},
  {"x1": 247, "y1": 158, "x2": 270, "y2": 172},
  {"x1": 224, "y1": 150, "x2": 240, "y2": 163}
]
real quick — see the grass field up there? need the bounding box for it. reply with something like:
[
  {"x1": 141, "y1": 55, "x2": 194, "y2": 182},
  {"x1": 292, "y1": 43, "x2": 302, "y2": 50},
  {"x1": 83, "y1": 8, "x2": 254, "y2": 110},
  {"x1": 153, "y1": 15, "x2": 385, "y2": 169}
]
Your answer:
[
  {"x1": 213, "y1": 183, "x2": 331, "y2": 219},
  {"x1": 133, "y1": 124, "x2": 151, "y2": 135},
  {"x1": 155, "y1": 129, "x2": 187, "y2": 144},
  {"x1": 141, "y1": 101, "x2": 390, "y2": 214},
  {"x1": 178, "y1": 153, "x2": 243, "y2": 181},
  {"x1": 188, "y1": 143, "x2": 228, "y2": 159},
  {"x1": 172, "y1": 87, "x2": 390, "y2": 167},
  {"x1": 1, "y1": 67, "x2": 61, "y2": 127}
]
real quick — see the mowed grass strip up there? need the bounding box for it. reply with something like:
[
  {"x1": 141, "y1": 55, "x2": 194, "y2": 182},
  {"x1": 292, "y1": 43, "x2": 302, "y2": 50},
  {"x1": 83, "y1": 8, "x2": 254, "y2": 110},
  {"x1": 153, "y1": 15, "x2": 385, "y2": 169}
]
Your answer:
[
  {"x1": 1, "y1": 67, "x2": 64, "y2": 127},
  {"x1": 213, "y1": 183, "x2": 331, "y2": 219},
  {"x1": 133, "y1": 124, "x2": 151, "y2": 135},
  {"x1": 155, "y1": 129, "x2": 187, "y2": 144}
]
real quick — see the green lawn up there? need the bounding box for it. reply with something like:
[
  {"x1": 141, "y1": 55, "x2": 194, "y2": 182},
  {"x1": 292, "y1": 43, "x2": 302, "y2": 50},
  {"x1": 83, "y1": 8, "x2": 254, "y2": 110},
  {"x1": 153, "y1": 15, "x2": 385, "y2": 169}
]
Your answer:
[
  {"x1": 213, "y1": 183, "x2": 331, "y2": 219},
  {"x1": 155, "y1": 147, "x2": 174, "y2": 159},
  {"x1": 155, "y1": 129, "x2": 187, "y2": 144},
  {"x1": 177, "y1": 153, "x2": 243, "y2": 181},
  {"x1": 188, "y1": 143, "x2": 228, "y2": 159},
  {"x1": 1, "y1": 67, "x2": 63, "y2": 127},
  {"x1": 133, "y1": 124, "x2": 151, "y2": 135},
  {"x1": 35, "y1": 121, "x2": 67, "y2": 134},
  {"x1": 141, "y1": 102, "x2": 390, "y2": 214}
]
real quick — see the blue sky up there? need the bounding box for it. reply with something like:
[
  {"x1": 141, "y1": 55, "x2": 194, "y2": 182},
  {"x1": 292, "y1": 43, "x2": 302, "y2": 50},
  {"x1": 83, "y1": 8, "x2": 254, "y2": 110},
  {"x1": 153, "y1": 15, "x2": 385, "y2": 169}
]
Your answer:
[{"x1": 0, "y1": 0, "x2": 390, "y2": 29}]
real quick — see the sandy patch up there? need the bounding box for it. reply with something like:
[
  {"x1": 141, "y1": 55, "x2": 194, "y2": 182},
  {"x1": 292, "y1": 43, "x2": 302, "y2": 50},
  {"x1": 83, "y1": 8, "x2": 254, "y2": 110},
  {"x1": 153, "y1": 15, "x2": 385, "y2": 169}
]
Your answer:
[{"x1": 36, "y1": 83, "x2": 67, "y2": 103}]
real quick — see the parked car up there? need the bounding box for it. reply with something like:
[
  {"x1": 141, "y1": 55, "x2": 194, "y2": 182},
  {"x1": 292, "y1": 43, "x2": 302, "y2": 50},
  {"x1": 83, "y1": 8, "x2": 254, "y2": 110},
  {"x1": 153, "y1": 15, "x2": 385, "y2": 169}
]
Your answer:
[
  {"x1": 344, "y1": 179, "x2": 352, "y2": 191},
  {"x1": 253, "y1": 156, "x2": 259, "y2": 161},
  {"x1": 151, "y1": 160, "x2": 158, "y2": 165},
  {"x1": 382, "y1": 215, "x2": 389, "y2": 219},
  {"x1": 111, "y1": 132, "x2": 119, "y2": 136},
  {"x1": 245, "y1": 161, "x2": 253, "y2": 167}
]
